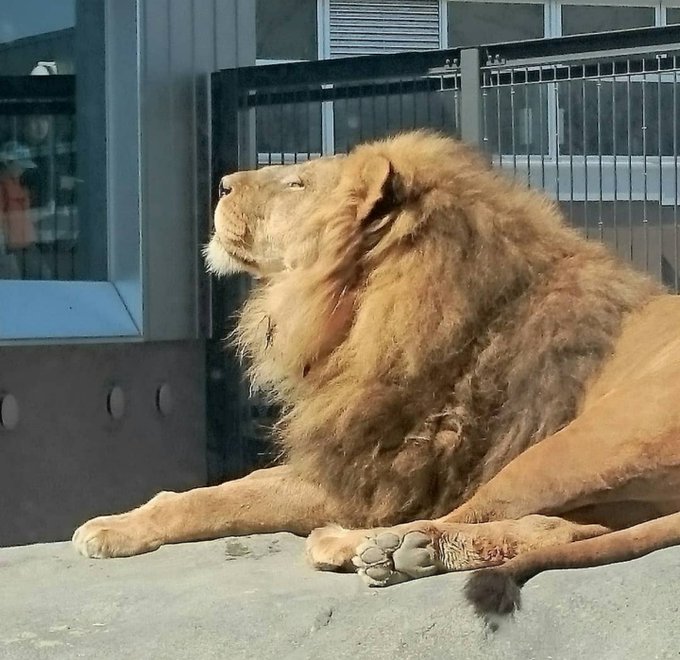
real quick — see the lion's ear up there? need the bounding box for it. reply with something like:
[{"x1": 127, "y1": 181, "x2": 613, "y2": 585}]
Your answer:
[{"x1": 355, "y1": 155, "x2": 403, "y2": 230}]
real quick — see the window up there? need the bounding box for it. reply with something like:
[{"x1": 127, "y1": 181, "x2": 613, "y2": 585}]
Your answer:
[
  {"x1": 256, "y1": 0, "x2": 318, "y2": 61},
  {"x1": 667, "y1": 8, "x2": 680, "y2": 24},
  {"x1": 0, "y1": 1, "x2": 142, "y2": 340},
  {"x1": 561, "y1": 4, "x2": 655, "y2": 35},
  {"x1": 0, "y1": 1, "x2": 105, "y2": 282},
  {"x1": 447, "y1": 2, "x2": 545, "y2": 48}
]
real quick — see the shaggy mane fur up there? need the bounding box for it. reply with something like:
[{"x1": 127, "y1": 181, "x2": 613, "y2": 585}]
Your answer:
[{"x1": 235, "y1": 132, "x2": 657, "y2": 527}]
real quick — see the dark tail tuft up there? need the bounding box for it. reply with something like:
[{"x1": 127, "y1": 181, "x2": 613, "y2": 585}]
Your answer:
[{"x1": 464, "y1": 568, "x2": 522, "y2": 624}]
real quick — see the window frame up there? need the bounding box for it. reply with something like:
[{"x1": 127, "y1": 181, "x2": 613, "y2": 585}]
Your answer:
[{"x1": 0, "y1": 0, "x2": 143, "y2": 343}]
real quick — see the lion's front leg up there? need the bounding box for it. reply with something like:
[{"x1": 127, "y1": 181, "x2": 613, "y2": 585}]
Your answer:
[
  {"x1": 308, "y1": 516, "x2": 609, "y2": 587},
  {"x1": 72, "y1": 466, "x2": 338, "y2": 559}
]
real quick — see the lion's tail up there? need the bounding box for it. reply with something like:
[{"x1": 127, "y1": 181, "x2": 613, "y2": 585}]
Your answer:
[{"x1": 464, "y1": 511, "x2": 680, "y2": 621}]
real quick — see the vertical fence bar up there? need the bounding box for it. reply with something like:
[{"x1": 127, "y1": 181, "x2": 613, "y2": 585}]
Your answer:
[
  {"x1": 642, "y1": 59, "x2": 649, "y2": 272},
  {"x1": 373, "y1": 81, "x2": 379, "y2": 138},
  {"x1": 596, "y1": 63, "x2": 603, "y2": 243},
  {"x1": 581, "y1": 69, "x2": 588, "y2": 238},
  {"x1": 568, "y1": 74, "x2": 574, "y2": 225},
  {"x1": 525, "y1": 66, "x2": 531, "y2": 187},
  {"x1": 481, "y1": 70, "x2": 489, "y2": 153},
  {"x1": 657, "y1": 54, "x2": 663, "y2": 284},
  {"x1": 207, "y1": 68, "x2": 249, "y2": 482},
  {"x1": 510, "y1": 68, "x2": 517, "y2": 176},
  {"x1": 674, "y1": 63, "x2": 679, "y2": 293},
  {"x1": 627, "y1": 60, "x2": 633, "y2": 261},
  {"x1": 278, "y1": 100, "x2": 285, "y2": 165},
  {"x1": 552, "y1": 73, "x2": 558, "y2": 204},
  {"x1": 306, "y1": 86, "x2": 311, "y2": 161},
  {"x1": 539, "y1": 70, "x2": 545, "y2": 189},
  {"x1": 612, "y1": 68, "x2": 618, "y2": 252}
]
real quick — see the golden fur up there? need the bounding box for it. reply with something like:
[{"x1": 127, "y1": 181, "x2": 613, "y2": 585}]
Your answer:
[
  {"x1": 74, "y1": 132, "x2": 680, "y2": 623},
  {"x1": 211, "y1": 131, "x2": 655, "y2": 524}
]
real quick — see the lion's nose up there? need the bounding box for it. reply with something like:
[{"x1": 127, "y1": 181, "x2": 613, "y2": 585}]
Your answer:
[{"x1": 218, "y1": 178, "x2": 232, "y2": 198}]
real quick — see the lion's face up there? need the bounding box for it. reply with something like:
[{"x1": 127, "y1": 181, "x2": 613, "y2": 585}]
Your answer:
[
  {"x1": 206, "y1": 132, "x2": 480, "y2": 285},
  {"x1": 205, "y1": 157, "x2": 346, "y2": 278}
]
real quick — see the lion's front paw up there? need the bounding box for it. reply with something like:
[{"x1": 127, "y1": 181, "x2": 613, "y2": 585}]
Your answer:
[
  {"x1": 352, "y1": 530, "x2": 439, "y2": 587},
  {"x1": 72, "y1": 515, "x2": 161, "y2": 559}
]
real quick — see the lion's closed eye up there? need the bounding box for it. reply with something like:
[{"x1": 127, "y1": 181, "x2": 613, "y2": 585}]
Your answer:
[{"x1": 284, "y1": 178, "x2": 304, "y2": 189}]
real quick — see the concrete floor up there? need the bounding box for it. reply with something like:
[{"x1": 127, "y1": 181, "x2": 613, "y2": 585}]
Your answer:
[{"x1": 2, "y1": 532, "x2": 680, "y2": 660}]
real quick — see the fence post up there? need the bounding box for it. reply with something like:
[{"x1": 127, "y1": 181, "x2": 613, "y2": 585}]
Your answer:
[
  {"x1": 208, "y1": 69, "x2": 250, "y2": 482},
  {"x1": 459, "y1": 47, "x2": 484, "y2": 151}
]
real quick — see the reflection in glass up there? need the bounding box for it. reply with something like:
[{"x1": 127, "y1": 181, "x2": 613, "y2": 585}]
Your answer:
[
  {"x1": 256, "y1": 102, "x2": 322, "y2": 163},
  {"x1": 447, "y1": 1, "x2": 544, "y2": 47},
  {"x1": 561, "y1": 5, "x2": 655, "y2": 36},
  {"x1": 334, "y1": 85, "x2": 460, "y2": 152},
  {"x1": 0, "y1": 1, "x2": 105, "y2": 281},
  {"x1": 0, "y1": 128, "x2": 76, "y2": 280},
  {"x1": 256, "y1": 0, "x2": 317, "y2": 61},
  {"x1": 482, "y1": 79, "x2": 548, "y2": 155},
  {"x1": 558, "y1": 77, "x2": 680, "y2": 157}
]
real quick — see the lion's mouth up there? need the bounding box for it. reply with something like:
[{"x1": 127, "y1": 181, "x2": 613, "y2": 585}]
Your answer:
[
  {"x1": 224, "y1": 244, "x2": 256, "y2": 267},
  {"x1": 204, "y1": 234, "x2": 261, "y2": 276}
]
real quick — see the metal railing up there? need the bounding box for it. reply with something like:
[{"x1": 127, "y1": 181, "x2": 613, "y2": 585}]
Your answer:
[{"x1": 209, "y1": 26, "x2": 680, "y2": 480}]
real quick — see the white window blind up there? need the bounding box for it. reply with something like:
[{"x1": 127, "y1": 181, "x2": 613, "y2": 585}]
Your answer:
[{"x1": 329, "y1": 0, "x2": 441, "y2": 57}]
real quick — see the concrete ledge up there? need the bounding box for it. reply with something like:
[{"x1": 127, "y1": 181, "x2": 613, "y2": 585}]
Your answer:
[{"x1": 2, "y1": 533, "x2": 678, "y2": 659}]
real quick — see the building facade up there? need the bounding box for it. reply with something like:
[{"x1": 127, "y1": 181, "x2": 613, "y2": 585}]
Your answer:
[{"x1": 258, "y1": 0, "x2": 680, "y2": 62}]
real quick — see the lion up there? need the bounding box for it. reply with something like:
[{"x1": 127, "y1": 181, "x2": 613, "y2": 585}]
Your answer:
[{"x1": 72, "y1": 131, "x2": 680, "y2": 623}]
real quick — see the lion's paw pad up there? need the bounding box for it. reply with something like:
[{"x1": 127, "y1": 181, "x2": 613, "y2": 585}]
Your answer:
[{"x1": 352, "y1": 531, "x2": 439, "y2": 587}]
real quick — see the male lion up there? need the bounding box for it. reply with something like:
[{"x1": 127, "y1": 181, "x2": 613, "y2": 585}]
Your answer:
[{"x1": 73, "y1": 131, "x2": 680, "y2": 621}]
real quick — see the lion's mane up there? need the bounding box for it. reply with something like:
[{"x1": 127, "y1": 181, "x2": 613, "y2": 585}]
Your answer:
[{"x1": 235, "y1": 132, "x2": 657, "y2": 527}]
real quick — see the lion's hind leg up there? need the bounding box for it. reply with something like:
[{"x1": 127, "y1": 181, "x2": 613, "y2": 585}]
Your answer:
[
  {"x1": 354, "y1": 516, "x2": 608, "y2": 587},
  {"x1": 465, "y1": 509, "x2": 680, "y2": 623},
  {"x1": 307, "y1": 516, "x2": 609, "y2": 587}
]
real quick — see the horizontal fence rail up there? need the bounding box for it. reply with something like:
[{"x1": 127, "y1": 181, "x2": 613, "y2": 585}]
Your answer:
[{"x1": 210, "y1": 26, "x2": 680, "y2": 479}]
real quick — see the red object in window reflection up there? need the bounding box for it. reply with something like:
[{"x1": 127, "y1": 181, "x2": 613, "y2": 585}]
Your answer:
[{"x1": 0, "y1": 172, "x2": 37, "y2": 249}]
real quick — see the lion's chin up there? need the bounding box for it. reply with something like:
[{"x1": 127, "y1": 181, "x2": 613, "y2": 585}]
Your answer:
[{"x1": 203, "y1": 236, "x2": 259, "y2": 277}]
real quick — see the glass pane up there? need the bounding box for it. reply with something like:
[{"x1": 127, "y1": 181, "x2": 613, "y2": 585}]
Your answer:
[
  {"x1": 447, "y1": 2, "x2": 544, "y2": 47},
  {"x1": 667, "y1": 8, "x2": 680, "y2": 24},
  {"x1": 558, "y1": 76, "x2": 680, "y2": 157},
  {"x1": 256, "y1": 0, "x2": 317, "y2": 61},
  {"x1": 0, "y1": 106, "x2": 76, "y2": 279},
  {"x1": 333, "y1": 85, "x2": 460, "y2": 152},
  {"x1": 0, "y1": 1, "x2": 105, "y2": 281},
  {"x1": 256, "y1": 102, "x2": 322, "y2": 163},
  {"x1": 561, "y1": 5, "x2": 655, "y2": 36},
  {"x1": 482, "y1": 80, "x2": 549, "y2": 155},
  {"x1": 0, "y1": 1, "x2": 75, "y2": 74}
]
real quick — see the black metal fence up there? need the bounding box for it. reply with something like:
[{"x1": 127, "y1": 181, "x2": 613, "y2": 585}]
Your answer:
[{"x1": 209, "y1": 26, "x2": 680, "y2": 481}]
